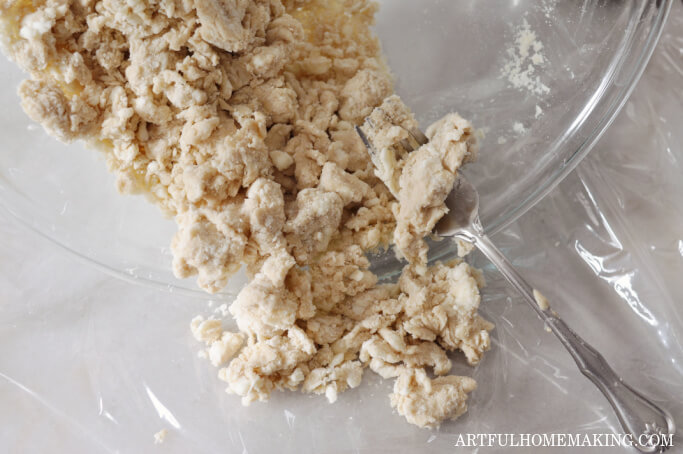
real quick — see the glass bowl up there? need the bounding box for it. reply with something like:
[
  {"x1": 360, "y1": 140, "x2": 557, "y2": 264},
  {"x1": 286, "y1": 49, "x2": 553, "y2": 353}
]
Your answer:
[{"x1": 0, "y1": 0, "x2": 672, "y2": 297}]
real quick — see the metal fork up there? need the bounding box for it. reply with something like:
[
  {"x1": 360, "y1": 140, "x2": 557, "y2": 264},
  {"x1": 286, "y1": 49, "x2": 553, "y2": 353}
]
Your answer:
[{"x1": 356, "y1": 118, "x2": 675, "y2": 453}]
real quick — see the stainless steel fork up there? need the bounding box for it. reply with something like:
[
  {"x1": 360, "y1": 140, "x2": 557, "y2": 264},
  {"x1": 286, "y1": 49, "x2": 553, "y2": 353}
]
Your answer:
[{"x1": 357, "y1": 116, "x2": 676, "y2": 453}]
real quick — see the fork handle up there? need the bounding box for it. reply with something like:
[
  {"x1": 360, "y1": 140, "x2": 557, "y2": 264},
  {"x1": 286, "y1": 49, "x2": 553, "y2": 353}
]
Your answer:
[{"x1": 458, "y1": 225, "x2": 675, "y2": 453}]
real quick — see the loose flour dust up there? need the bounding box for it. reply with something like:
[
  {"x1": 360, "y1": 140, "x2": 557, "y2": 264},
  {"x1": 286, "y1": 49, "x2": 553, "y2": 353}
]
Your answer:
[{"x1": 502, "y1": 19, "x2": 549, "y2": 97}]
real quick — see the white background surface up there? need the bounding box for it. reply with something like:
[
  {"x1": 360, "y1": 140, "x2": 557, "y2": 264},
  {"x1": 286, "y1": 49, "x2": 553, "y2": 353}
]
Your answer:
[{"x1": 1, "y1": 4, "x2": 682, "y2": 454}]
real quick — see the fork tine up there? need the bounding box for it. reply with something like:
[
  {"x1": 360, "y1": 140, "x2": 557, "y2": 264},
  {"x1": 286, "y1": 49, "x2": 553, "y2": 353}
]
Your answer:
[
  {"x1": 355, "y1": 125, "x2": 373, "y2": 152},
  {"x1": 373, "y1": 107, "x2": 426, "y2": 154},
  {"x1": 356, "y1": 102, "x2": 430, "y2": 199},
  {"x1": 376, "y1": 106, "x2": 428, "y2": 149},
  {"x1": 408, "y1": 128, "x2": 428, "y2": 146}
]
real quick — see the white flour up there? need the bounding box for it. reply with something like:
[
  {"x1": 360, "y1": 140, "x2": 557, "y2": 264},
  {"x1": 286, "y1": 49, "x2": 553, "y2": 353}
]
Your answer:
[{"x1": 501, "y1": 19, "x2": 549, "y2": 97}]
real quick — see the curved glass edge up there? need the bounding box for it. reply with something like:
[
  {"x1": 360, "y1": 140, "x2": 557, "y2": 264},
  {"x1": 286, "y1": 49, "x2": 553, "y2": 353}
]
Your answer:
[
  {"x1": 483, "y1": 0, "x2": 674, "y2": 237},
  {"x1": 0, "y1": 0, "x2": 674, "y2": 299},
  {"x1": 0, "y1": 200, "x2": 221, "y2": 300}
]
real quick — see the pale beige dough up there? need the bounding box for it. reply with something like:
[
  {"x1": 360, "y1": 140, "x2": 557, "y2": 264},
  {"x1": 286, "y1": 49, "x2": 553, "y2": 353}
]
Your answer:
[
  {"x1": 533, "y1": 288, "x2": 550, "y2": 310},
  {"x1": 390, "y1": 367, "x2": 478, "y2": 429},
  {"x1": 364, "y1": 96, "x2": 479, "y2": 266},
  {"x1": 154, "y1": 428, "x2": 168, "y2": 444},
  {"x1": 191, "y1": 315, "x2": 245, "y2": 367},
  {"x1": 1, "y1": 0, "x2": 493, "y2": 429}
]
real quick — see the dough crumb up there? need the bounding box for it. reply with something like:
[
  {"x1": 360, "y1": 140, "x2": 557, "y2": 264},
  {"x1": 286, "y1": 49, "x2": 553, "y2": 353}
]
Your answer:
[
  {"x1": 390, "y1": 367, "x2": 477, "y2": 429},
  {"x1": 533, "y1": 288, "x2": 550, "y2": 311},
  {"x1": 154, "y1": 429, "x2": 168, "y2": 445},
  {"x1": 513, "y1": 121, "x2": 527, "y2": 135}
]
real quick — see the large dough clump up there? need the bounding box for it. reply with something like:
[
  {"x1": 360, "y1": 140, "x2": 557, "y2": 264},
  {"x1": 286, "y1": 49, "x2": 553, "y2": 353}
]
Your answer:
[{"x1": 1, "y1": 0, "x2": 492, "y2": 429}]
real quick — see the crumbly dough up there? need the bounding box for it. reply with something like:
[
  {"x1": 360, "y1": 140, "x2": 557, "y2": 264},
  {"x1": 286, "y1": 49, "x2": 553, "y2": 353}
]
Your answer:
[
  {"x1": 191, "y1": 315, "x2": 245, "y2": 366},
  {"x1": 390, "y1": 367, "x2": 477, "y2": 429},
  {"x1": 364, "y1": 96, "x2": 478, "y2": 266},
  {"x1": 1, "y1": 0, "x2": 493, "y2": 429},
  {"x1": 362, "y1": 95, "x2": 420, "y2": 199}
]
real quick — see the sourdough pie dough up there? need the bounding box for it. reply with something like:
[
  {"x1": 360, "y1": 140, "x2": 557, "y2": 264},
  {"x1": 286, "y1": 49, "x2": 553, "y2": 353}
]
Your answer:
[{"x1": 1, "y1": 0, "x2": 493, "y2": 428}]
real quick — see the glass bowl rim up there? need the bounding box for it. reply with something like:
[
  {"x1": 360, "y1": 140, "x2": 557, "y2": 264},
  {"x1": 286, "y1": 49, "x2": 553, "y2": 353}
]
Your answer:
[{"x1": 0, "y1": 0, "x2": 675, "y2": 299}]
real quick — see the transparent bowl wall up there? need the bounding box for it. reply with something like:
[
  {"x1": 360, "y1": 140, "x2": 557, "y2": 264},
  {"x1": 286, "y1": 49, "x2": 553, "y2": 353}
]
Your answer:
[{"x1": 0, "y1": 0, "x2": 672, "y2": 297}]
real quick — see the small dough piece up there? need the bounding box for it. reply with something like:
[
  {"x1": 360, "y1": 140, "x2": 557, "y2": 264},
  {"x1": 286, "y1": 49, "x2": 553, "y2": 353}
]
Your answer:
[
  {"x1": 339, "y1": 68, "x2": 393, "y2": 123},
  {"x1": 399, "y1": 262, "x2": 493, "y2": 366},
  {"x1": 208, "y1": 331, "x2": 245, "y2": 367},
  {"x1": 302, "y1": 359, "x2": 363, "y2": 403},
  {"x1": 219, "y1": 326, "x2": 316, "y2": 404},
  {"x1": 195, "y1": 0, "x2": 270, "y2": 53},
  {"x1": 362, "y1": 95, "x2": 419, "y2": 198},
  {"x1": 533, "y1": 288, "x2": 550, "y2": 310},
  {"x1": 269, "y1": 150, "x2": 294, "y2": 171},
  {"x1": 229, "y1": 272, "x2": 300, "y2": 339},
  {"x1": 284, "y1": 188, "x2": 343, "y2": 263},
  {"x1": 390, "y1": 367, "x2": 477, "y2": 429},
  {"x1": 318, "y1": 162, "x2": 370, "y2": 206},
  {"x1": 191, "y1": 316, "x2": 245, "y2": 366},
  {"x1": 191, "y1": 316, "x2": 223, "y2": 343},
  {"x1": 310, "y1": 245, "x2": 377, "y2": 312},
  {"x1": 360, "y1": 333, "x2": 452, "y2": 376},
  {"x1": 154, "y1": 428, "x2": 168, "y2": 444},
  {"x1": 393, "y1": 143, "x2": 456, "y2": 265},
  {"x1": 305, "y1": 313, "x2": 352, "y2": 345},
  {"x1": 172, "y1": 210, "x2": 247, "y2": 294},
  {"x1": 18, "y1": 79, "x2": 96, "y2": 142},
  {"x1": 242, "y1": 178, "x2": 287, "y2": 254}
]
